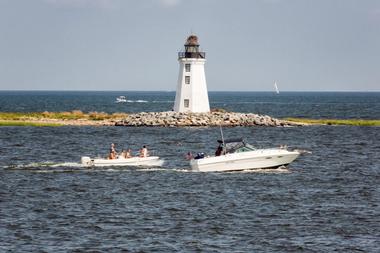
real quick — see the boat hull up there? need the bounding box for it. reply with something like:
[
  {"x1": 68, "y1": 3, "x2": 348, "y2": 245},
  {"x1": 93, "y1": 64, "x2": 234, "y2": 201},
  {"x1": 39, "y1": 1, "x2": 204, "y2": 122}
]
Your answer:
[
  {"x1": 190, "y1": 149, "x2": 299, "y2": 172},
  {"x1": 81, "y1": 156, "x2": 164, "y2": 167}
]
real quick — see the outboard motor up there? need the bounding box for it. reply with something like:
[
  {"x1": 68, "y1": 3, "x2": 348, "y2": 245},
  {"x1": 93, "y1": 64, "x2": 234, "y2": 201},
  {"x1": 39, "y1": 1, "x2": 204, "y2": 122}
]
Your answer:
[{"x1": 194, "y1": 152, "x2": 205, "y2": 159}]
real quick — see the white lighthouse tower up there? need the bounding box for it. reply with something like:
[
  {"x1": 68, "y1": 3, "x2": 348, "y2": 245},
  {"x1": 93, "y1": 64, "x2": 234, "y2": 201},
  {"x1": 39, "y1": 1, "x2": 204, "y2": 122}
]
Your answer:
[{"x1": 173, "y1": 35, "x2": 210, "y2": 113}]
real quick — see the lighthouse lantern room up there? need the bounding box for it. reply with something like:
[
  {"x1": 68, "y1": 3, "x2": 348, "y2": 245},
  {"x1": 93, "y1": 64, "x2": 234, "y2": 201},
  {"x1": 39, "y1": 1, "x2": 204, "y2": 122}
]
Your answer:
[{"x1": 173, "y1": 35, "x2": 210, "y2": 113}]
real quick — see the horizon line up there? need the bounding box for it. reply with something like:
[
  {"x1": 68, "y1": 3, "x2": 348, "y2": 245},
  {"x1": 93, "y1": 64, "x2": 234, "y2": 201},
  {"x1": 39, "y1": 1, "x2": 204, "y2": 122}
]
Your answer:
[{"x1": 0, "y1": 90, "x2": 379, "y2": 93}]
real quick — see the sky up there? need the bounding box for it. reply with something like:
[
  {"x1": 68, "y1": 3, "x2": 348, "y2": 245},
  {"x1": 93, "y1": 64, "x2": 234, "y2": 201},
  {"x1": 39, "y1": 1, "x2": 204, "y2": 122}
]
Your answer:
[{"x1": 0, "y1": 0, "x2": 379, "y2": 91}]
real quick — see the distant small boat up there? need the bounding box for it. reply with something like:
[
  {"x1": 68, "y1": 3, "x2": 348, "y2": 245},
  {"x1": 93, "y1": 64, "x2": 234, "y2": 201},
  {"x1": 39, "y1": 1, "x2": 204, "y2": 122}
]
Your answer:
[
  {"x1": 115, "y1": 96, "x2": 127, "y2": 103},
  {"x1": 274, "y1": 81, "x2": 280, "y2": 94}
]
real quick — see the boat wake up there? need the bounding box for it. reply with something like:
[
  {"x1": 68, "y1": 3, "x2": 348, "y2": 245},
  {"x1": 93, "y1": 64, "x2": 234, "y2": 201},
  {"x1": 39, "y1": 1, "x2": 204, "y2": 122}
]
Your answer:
[
  {"x1": 3, "y1": 161, "x2": 85, "y2": 172},
  {"x1": 2, "y1": 161, "x2": 180, "y2": 173},
  {"x1": 3, "y1": 162, "x2": 291, "y2": 174},
  {"x1": 126, "y1": 100, "x2": 148, "y2": 103},
  {"x1": 226, "y1": 167, "x2": 291, "y2": 174},
  {"x1": 152, "y1": 100, "x2": 174, "y2": 103}
]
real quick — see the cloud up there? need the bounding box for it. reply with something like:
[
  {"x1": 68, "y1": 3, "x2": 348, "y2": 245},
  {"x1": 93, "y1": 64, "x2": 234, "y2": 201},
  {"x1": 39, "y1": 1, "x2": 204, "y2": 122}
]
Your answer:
[{"x1": 43, "y1": 0, "x2": 117, "y2": 9}]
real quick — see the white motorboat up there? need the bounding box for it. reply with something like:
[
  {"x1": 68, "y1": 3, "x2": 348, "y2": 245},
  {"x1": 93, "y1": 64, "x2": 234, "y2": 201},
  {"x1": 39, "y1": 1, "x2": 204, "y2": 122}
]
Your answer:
[
  {"x1": 81, "y1": 156, "x2": 164, "y2": 167},
  {"x1": 115, "y1": 96, "x2": 127, "y2": 103},
  {"x1": 190, "y1": 138, "x2": 300, "y2": 172}
]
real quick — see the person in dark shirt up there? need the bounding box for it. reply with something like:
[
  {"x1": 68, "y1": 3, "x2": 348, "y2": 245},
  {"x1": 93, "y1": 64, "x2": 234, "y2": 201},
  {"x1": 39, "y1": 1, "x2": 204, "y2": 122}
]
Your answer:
[{"x1": 215, "y1": 146, "x2": 223, "y2": 156}]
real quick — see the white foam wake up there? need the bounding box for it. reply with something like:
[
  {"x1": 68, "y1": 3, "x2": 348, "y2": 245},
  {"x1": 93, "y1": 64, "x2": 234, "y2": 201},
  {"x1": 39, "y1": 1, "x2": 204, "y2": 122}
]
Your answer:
[
  {"x1": 3, "y1": 161, "x2": 84, "y2": 170},
  {"x1": 126, "y1": 100, "x2": 148, "y2": 103}
]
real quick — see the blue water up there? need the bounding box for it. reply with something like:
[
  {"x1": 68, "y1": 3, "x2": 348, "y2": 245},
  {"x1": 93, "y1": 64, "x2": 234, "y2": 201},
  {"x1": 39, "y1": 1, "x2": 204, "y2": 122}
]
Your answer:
[
  {"x1": 0, "y1": 91, "x2": 379, "y2": 252},
  {"x1": 1, "y1": 91, "x2": 379, "y2": 119}
]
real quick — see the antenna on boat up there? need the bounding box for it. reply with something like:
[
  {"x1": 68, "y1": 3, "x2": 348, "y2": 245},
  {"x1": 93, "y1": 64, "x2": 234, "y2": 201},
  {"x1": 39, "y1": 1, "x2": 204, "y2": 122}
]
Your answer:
[{"x1": 219, "y1": 125, "x2": 226, "y2": 155}]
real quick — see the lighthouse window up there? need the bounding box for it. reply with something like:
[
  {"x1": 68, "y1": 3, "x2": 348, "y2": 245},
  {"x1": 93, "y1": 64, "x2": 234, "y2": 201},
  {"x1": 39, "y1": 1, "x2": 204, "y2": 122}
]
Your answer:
[
  {"x1": 185, "y1": 76, "x2": 190, "y2": 84},
  {"x1": 185, "y1": 64, "x2": 191, "y2": 72},
  {"x1": 184, "y1": 99, "x2": 189, "y2": 108}
]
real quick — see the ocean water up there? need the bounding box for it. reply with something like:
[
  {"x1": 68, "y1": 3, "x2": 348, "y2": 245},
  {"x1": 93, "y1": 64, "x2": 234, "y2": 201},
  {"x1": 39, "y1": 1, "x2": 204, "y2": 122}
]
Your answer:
[
  {"x1": 0, "y1": 91, "x2": 379, "y2": 119},
  {"x1": 0, "y1": 91, "x2": 380, "y2": 252}
]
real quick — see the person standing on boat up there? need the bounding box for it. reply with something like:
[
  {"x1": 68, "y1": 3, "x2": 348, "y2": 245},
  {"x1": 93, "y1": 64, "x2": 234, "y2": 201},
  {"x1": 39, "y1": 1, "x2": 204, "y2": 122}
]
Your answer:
[
  {"x1": 215, "y1": 146, "x2": 223, "y2": 156},
  {"x1": 140, "y1": 145, "x2": 148, "y2": 158},
  {"x1": 109, "y1": 143, "x2": 117, "y2": 159}
]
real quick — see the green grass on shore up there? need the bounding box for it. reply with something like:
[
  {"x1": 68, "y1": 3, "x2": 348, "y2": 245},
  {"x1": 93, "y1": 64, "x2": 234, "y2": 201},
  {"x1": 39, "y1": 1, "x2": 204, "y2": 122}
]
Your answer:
[
  {"x1": 1, "y1": 111, "x2": 379, "y2": 127},
  {"x1": 285, "y1": 118, "x2": 380, "y2": 126},
  {"x1": 0, "y1": 111, "x2": 128, "y2": 121},
  {"x1": 0, "y1": 121, "x2": 63, "y2": 127}
]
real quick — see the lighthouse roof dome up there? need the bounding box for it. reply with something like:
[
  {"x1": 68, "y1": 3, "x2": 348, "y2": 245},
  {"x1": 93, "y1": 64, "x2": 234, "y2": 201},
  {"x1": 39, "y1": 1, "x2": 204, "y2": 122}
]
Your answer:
[{"x1": 185, "y1": 35, "x2": 199, "y2": 46}]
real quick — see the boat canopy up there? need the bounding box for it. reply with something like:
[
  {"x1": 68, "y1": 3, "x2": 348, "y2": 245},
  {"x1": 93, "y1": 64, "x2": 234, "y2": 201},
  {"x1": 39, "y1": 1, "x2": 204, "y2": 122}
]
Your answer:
[
  {"x1": 217, "y1": 138, "x2": 245, "y2": 153},
  {"x1": 217, "y1": 138, "x2": 256, "y2": 153}
]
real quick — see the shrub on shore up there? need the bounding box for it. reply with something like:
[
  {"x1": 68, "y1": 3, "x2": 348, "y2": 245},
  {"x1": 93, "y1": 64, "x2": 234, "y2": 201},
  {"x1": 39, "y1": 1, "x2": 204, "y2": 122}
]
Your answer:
[
  {"x1": 0, "y1": 121, "x2": 63, "y2": 127},
  {"x1": 88, "y1": 112, "x2": 109, "y2": 120},
  {"x1": 0, "y1": 111, "x2": 128, "y2": 121},
  {"x1": 211, "y1": 108, "x2": 228, "y2": 113},
  {"x1": 285, "y1": 118, "x2": 380, "y2": 126}
]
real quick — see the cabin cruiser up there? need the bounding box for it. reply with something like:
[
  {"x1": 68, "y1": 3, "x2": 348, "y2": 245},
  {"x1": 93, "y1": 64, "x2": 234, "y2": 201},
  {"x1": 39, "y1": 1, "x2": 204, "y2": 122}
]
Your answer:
[
  {"x1": 190, "y1": 138, "x2": 300, "y2": 172},
  {"x1": 81, "y1": 156, "x2": 164, "y2": 167},
  {"x1": 115, "y1": 96, "x2": 127, "y2": 103}
]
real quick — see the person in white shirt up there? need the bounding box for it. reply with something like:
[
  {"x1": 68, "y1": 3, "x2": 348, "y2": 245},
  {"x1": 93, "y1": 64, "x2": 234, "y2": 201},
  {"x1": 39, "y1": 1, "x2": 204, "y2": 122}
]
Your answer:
[{"x1": 140, "y1": 145, "x2": 148, "y2": 158}]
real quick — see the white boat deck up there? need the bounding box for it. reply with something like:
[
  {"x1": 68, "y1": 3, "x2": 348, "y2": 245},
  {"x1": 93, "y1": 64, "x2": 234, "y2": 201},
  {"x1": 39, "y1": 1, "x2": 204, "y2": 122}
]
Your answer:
[
  {"x1": 190, "y1": 148, "x2": 300, "y2": 172},
  {"x1": 81, "y1": 156, "x2": 164, "y2": 167}
]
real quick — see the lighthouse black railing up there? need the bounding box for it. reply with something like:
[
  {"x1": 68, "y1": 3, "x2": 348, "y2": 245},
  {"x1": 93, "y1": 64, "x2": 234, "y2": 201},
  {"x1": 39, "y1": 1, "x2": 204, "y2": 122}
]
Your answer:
[{"x1": 178, "y1": 52, "x2": 206, "y2": 59}]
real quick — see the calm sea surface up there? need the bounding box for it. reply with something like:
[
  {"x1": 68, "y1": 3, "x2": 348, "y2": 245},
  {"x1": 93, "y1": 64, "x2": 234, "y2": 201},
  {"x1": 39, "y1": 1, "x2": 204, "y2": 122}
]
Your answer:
[
  {"x1": 0, "y1": 91, "x2": 379, "y2": 252},
  {"x1": 0, "y1": 91, "x2": 380, "y2": 119}
]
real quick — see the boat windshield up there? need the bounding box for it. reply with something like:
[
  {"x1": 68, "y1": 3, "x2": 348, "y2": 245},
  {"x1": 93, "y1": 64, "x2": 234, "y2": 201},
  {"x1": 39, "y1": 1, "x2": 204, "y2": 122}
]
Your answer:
[
  {"x1": 217, "y1": 138, "x2": 255, "y2": 154},
  {"x1": 235, "y1": 143, "x2": 255, "y2": 153}
]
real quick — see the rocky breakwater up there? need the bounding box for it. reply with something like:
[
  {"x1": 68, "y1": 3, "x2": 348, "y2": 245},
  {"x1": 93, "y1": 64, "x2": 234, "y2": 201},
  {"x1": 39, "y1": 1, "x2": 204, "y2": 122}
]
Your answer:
[{"x1": 115, "y1": 112, "x2": 303, "y2": 127}]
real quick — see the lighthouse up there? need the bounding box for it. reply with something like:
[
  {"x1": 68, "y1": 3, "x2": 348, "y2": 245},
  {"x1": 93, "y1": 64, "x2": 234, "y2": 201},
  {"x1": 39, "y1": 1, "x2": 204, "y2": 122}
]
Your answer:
[{"x1": 173, "y1": 35, "x2": 210, "y2": 113}]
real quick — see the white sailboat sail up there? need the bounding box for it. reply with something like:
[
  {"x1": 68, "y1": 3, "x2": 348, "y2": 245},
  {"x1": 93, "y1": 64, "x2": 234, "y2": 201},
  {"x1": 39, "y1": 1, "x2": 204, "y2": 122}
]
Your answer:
[{"x1": 274, "y1": 81, "x2": 280, "y2": 94}]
